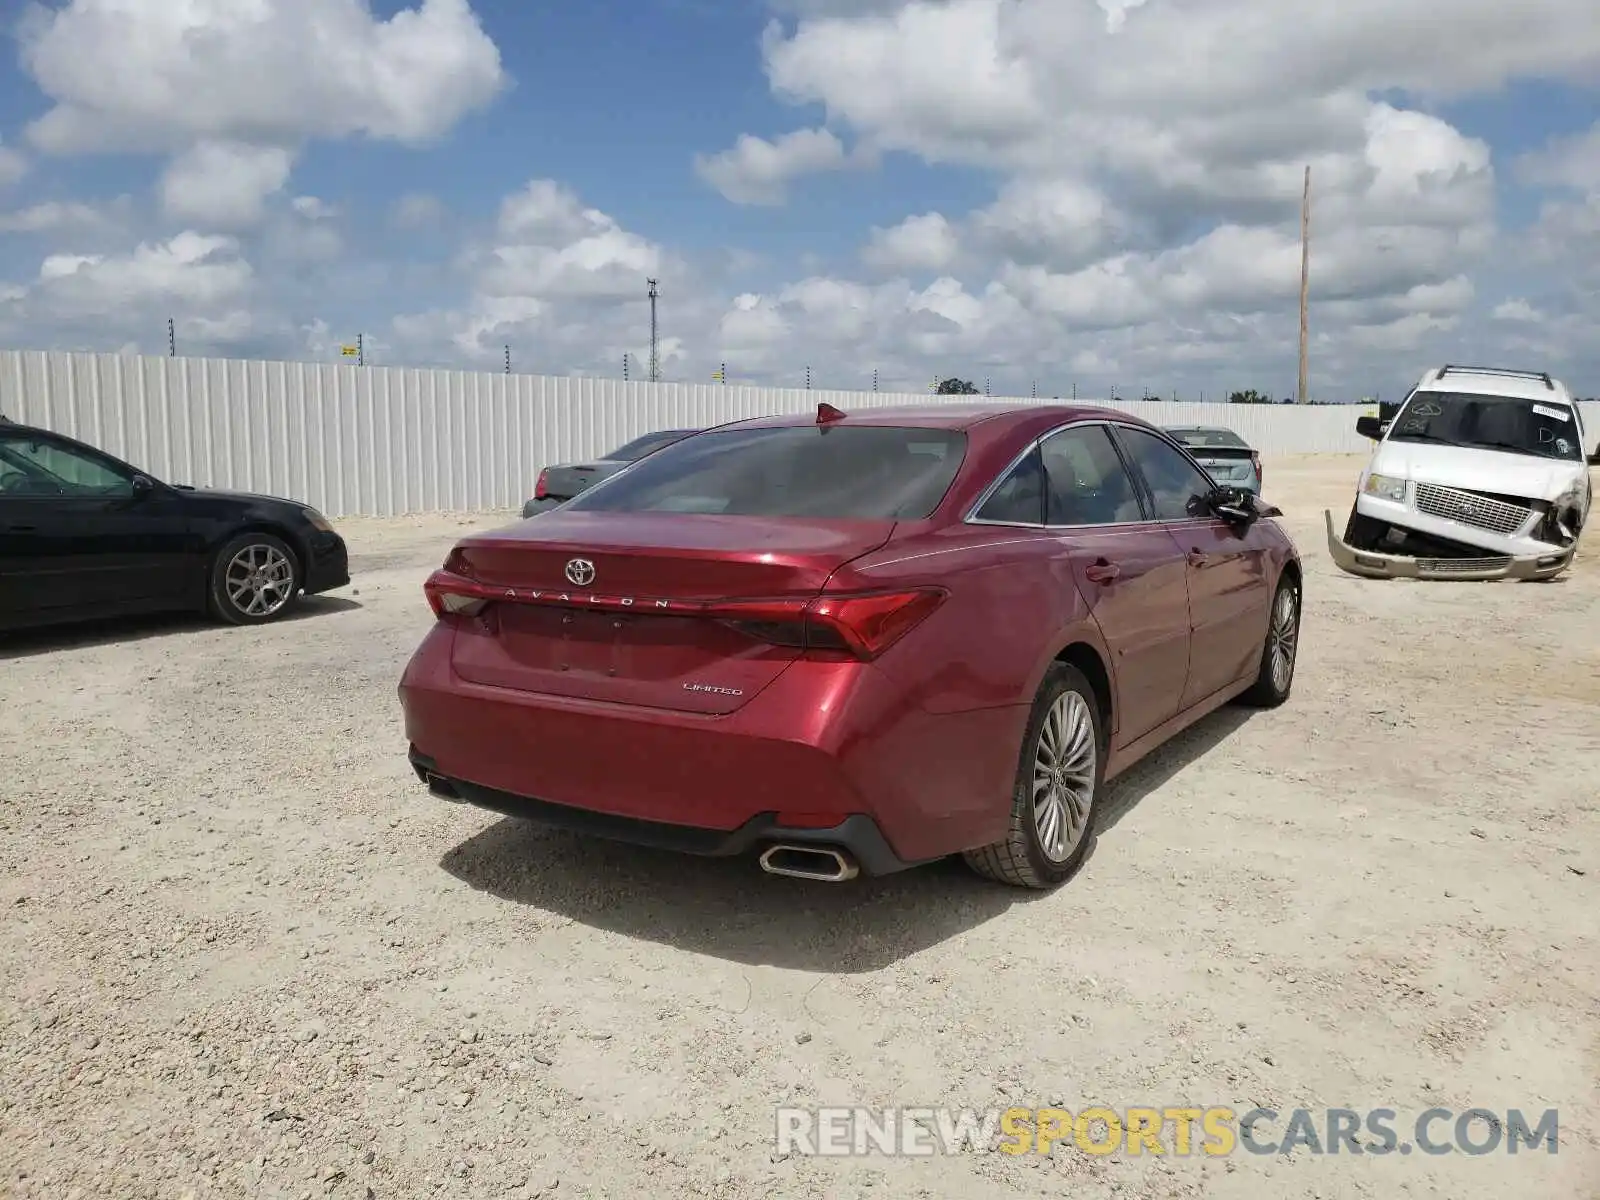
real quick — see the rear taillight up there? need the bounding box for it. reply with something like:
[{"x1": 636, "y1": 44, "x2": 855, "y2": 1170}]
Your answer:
[
  {"x1": 424, "y1": 570, "x2": 487, "y2": 619},
  {"x1": 533, "y1": 468, "x2": 550, "y2": 500},
  {"x1": 714, "y1": 589, "x2": 946, "y2": 660},
  {"x1": 1250, "y1": 451, "x2": 1262, "y2": 487},
  {"x1": 418, "y1": 571, "x2": 945, "y2": 660}
]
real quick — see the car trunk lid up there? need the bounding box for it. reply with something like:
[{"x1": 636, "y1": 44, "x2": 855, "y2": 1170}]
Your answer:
[
  {"x1": 441, "y1": 509, "x2": 897, "y2": 714},
  {"x1": 1185, "y1": 445, "x2": 1259, "y2": 486},
  {"x1": 538, "y1": 461, "x2": 617, "y2": 501}
]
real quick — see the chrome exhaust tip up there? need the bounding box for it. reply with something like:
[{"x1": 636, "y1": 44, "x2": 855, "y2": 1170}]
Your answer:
[{"x1": 758, "y1": 844, "x2": 859, "y2": 882}]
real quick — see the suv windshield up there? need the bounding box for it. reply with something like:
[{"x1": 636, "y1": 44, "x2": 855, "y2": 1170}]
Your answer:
[
  {"x1": 565, "y1": 425, "x2": 967, "y2": 519},
  {"x1": 1386, "y1": 391, "x2": 1583, "y2": 461}
]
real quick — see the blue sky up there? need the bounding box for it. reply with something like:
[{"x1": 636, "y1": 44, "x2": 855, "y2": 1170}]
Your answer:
[{"x1": 1, "y1": 0, "x2": 1598, "y2": 400}]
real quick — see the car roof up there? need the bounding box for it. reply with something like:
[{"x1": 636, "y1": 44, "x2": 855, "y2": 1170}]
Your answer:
[
  {"x1": 1416, "y1": 366, "x2": 1573, "y2": 403},
  {"x1": 720, "y1": 402, "x2": 1153, "y2": 434}
]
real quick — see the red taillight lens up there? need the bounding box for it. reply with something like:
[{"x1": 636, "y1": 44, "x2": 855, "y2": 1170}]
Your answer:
[
  {"x1": 1250, "y1": 451, "x2": 1262, "y2": 486},
  {"x1": 808, "y1": 589, "x2": 946, "y2": 658},
  {"x1": 533, "y1": 468, "x2": 549, "y2": 500},
  {"x1": 714, "y1": 589, "x2": 945, "y2": 660},
  {"x1": 423, "y1": 569, "x2": 487, "y2": 619}
]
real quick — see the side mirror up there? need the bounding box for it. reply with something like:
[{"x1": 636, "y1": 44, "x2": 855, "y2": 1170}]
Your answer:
[
  {"x1": 1355, "y1": 415, "x2": 1385, "y2": 440},
  {"x1": 1206, "y1": 486, "x2": 1256, "y2": 524},
  {"x1": 1588, "y1": 446, "x2": 1600, "y2": 466},
  {"x1": 130, "y1": 474, "x2": 154, "y2": 498}
]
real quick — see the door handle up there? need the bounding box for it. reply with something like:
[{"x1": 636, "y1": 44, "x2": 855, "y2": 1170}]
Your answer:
[{"x1": 1084, "y1": 559, "x2": 1120, "y2": 584}]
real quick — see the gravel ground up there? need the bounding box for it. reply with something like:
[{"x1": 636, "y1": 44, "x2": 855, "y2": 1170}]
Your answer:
[{"x1": 2, "y1": 454, "x2": 1597, "y2": 1200}]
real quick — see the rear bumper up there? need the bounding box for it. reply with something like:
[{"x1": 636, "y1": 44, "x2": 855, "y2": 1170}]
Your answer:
[
  {"x1": 397, "y1": 625, "x2": 1021, "y2": 869},
  {"x1": 303, "y1": 530, "x2": 350, "y2": 594},
  {"x1": 408, "y1": 747, "x2": 915, "y2": 875},
  {"x1": 1324, "y1": 510, "x2": 1574, "y2": 580}
]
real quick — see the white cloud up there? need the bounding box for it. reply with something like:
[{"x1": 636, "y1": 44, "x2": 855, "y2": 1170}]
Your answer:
[
  {"x1": 160, "y1": 141, "x2": 294, "y2": 227},
  {"x1": 1516, "y1": 121, "x2": 1600, "y2": 194},
  {"x1": 695, "y1": 127, "x2": 871, "y2": 205},
  {"x1": 290, "y1": 196, "x2": 337, "y2": 221},
  {"x1": 395, "y1": 179, "x2": 689, "y2": 369},
  {"x1": 0, "y1": 142, "x2": 27, "y2": 189},
  {"x1": 0, "y1": 200, "x2": 123, "y2": 235},
  {"x1": 862, "y1": 212, "x2": 960, "y2": 273},
  {"x1": 19, "y1": 0, "x2": 508, "y2": 155},
  {"x1": 391, "y1": 193, "x2": 447, "y2": 228},
  {"x1": 1492, "y1": 298, "x2": 1543, "y2": 322},
  {"x1": 6, "y1": 0, "x2": 1600, "y2": 397}
]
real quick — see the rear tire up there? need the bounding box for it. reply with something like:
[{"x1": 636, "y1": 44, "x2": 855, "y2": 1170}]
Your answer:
[
  {"x1": 1237, "y1": 572, "x2": 1300, "y2": 708},
  {"x1": 963, "y1": 663, "x2": 1105, "y2": 890},
  {"x1": 207, "y1": 532, "x2": 301, "y2": 626}
]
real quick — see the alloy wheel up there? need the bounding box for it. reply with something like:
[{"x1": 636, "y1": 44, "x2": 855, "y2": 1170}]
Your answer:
[
  {"x1": 1269, "y1": 585, "x2": 1299, "y2": 693},
  {"x1": 225, "y1": 543, "x2": 295, "y2": 618},
  {"x1": 1032, "y1": 690, "x2": 1097, "y2": 862}
]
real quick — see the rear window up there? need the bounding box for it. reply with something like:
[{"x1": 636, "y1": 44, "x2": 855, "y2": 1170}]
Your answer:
[
  {"x1": 1168, "y1": 427, "x2": 1249, "y2": 450},
  {"x1": 565, "y1": 425, "x2": 967, "y2": 519},
  {"x1": 608, "y1": 431, "x2": 692, "y2": 461}
]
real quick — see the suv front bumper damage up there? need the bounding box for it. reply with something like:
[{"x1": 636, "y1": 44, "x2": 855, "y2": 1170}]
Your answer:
[{"x1": 1324, "y1": 511, "x2": 1576, "y2": 581}]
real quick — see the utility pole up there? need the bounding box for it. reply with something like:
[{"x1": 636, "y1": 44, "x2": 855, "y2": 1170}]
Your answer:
[
  {"x1": 623, "y1": 354, "x2": 629, "y2": 382},
  {"x1": 1031, "y1": 381, "x2": 1036, "y2": 398},
  {"x1": 872, "y1": 368, "x2": 878, "y2": 393},
  {"x1": 504, "y1": 345, "x2": 511, "y2": 374},
  {"x1": 647, "y1": 278, "x2": 660, "y2": 383},
  {"x1": 357, "y1": 333, "x2": 365, "y2": 367},
  {"x1": 1298, "y1": 163, "x2": 1311, "y2": 405},
  {"x1": 167, "y1": 317, "x2": 175, "y2": 357},
  {"x1": 805, "y1": 366, "x2": 811, "y2": 390},
  {"x1": 984, "y1": 377, "x2": 991, "y2": 396}
]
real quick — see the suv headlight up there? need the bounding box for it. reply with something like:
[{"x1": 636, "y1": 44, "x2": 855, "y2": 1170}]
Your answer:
[{"x1": 1362, "y1": 473, "x2": 1407, "y2": 502}]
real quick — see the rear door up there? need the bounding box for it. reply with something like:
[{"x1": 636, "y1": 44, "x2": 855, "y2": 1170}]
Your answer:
[
  {"x1": 1036, "y1": 423, "x2": 1191, "y2": 746},
  {"x1": 1111, "y1": 424, "x2": 1271, "y2": 708},
  {"x1": 445, "y1": 422, "x2": 967, "y2": 715}
]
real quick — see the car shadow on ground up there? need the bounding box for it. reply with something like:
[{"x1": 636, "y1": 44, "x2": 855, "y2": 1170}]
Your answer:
[
  {"x1": 1095, "y1": 705, "x2": 1255, "y2": 834},
  {"x1": 0, "y1": 594, "x2": 362, "y2": 660},
  {"x1": 438, "y1": 705, "x2": 1254, "y2": 972}
]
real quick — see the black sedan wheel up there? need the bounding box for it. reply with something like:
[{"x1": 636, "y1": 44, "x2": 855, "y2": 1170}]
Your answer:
[{"x1": 208, "y1": 532, "x2": 301, "y2": 625}]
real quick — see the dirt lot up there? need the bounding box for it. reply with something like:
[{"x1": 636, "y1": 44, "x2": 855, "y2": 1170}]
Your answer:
[{"x1": 2, "y1": 454, "x2": 1597, "y2": 1200}]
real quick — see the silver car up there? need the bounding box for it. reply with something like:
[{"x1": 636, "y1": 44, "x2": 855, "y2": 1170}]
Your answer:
[{"x1": 1165, "y1": 425, "x2": 1263, "y2": 493}]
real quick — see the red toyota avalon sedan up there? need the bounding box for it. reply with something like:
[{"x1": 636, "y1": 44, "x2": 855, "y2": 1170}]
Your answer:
[{"x1": 399, "y1": 403, "x2": 1302, "y2": 889}]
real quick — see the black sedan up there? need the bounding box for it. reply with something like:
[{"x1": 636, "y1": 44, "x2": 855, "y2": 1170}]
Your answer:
[
  {"x1": 0, "y1": 416, "x2": 349, "y2": 633},
  {"x1": 521, "y1": 428, "x2": 700, "y2": 518}
]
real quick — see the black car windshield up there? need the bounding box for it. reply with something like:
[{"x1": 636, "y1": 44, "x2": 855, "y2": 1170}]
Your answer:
[
  {"x1": 565, "y1": 425, "x2": 967, "y2": 519},
  {"x1": 608, "y1": 431, "x2": 694, "y2": 461},
  {"x1": 1386, "y1": 391, "x2": 1583, "y2": 461},
  {"x1": 1168, "y1": 427, "x2": 1250, "y2": 450}
]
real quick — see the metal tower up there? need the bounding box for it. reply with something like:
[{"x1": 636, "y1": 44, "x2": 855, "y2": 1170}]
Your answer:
[{"x1": 647, "y1": 278, "x2": 660, "y2": 383}]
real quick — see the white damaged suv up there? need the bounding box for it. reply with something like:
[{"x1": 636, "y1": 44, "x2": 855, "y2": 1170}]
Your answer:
[{"x1": 1326, "y1": 365, "x2": 1597, "y2": 581}]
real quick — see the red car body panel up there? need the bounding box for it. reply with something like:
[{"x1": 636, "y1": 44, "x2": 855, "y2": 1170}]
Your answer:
[{"x1": 398, "y1": 403, "x2": 1300, "y2": 873}]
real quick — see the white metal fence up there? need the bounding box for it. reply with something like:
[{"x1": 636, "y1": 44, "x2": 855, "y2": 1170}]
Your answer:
[{"x1": 4, "y1": 350, "x2": 1590, "y2": 518}]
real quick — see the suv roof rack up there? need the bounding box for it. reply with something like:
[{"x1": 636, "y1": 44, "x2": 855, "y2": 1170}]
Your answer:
[{"x1": 1435, "y1": 365, "x2": 1555, "y2": 390}]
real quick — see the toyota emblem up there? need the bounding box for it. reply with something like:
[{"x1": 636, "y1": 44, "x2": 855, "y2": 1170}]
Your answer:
[{"x1": 564, "y1": 557, "x2": 596, "y2": 586}]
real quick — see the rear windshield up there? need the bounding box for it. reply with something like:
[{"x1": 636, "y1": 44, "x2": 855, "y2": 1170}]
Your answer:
[
  {"x1": 608, "y1": 431, "x2": 693, "y2": 461},
  {"x1": 1388, "y1": 391, "x2": 1582, "y2": 461},
  {"x1": 1168, "y1": 427, "x2": 1249, "y2": 450},
  {"x1": 565, "y1": 425, "x2": 967, "y2": 519}
]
